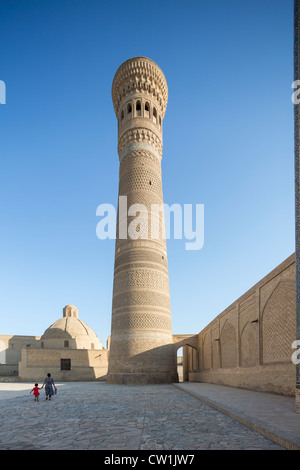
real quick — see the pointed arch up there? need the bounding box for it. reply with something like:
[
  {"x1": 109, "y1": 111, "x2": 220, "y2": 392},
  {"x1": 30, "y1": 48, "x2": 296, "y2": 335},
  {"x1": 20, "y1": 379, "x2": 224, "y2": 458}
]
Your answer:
[
  {"x1": 262, "y1": 281, "x2": 295, "y2": 364},
  {"x1": 220, "y1": 320, "x2": 237, "y2": 368},
  {"x1": 240, "y1": 321, "x2": 258, "y2": 367},
  {"x1": 202, "y1": 333, "x2": 211, "y2": 370}
]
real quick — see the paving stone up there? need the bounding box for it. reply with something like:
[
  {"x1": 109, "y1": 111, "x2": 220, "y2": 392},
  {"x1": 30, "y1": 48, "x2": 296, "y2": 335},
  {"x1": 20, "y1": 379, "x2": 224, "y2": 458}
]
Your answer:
[{"x1": 0, "y1": 382, "x2": 288, "y2": 450}]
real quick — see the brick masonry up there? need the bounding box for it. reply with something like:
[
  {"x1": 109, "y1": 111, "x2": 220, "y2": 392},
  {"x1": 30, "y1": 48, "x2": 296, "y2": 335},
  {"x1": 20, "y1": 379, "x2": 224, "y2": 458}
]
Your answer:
[
  {"x1": 107, "y1": 57, "x2": 177, "y2": 384},
  {"x1": 186, "y1": 254, "x2": 297, "y2": 396}
]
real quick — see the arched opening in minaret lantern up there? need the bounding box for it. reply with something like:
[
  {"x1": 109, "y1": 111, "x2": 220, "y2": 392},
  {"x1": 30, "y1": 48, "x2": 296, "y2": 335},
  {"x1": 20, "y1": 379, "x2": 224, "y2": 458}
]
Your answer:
[{"x1": 136, "y1": 100, "x2": 141, "y2": 116}]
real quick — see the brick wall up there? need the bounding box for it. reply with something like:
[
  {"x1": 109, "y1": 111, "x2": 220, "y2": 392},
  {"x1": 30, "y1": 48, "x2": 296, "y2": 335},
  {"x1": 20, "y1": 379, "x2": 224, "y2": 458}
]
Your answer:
[
  {"x1": 186, "y1": 254, "x2": 297, "y2": 396},
  {"x1": 18, "y1": 348, "x2": 108, "y2": 381}
]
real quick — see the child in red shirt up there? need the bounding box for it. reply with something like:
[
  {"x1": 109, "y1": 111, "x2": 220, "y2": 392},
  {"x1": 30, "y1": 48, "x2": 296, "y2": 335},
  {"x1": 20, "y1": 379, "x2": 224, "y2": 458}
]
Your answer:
[{"x1": 30, "y1": 383, "x2": 42, "y2": 402}]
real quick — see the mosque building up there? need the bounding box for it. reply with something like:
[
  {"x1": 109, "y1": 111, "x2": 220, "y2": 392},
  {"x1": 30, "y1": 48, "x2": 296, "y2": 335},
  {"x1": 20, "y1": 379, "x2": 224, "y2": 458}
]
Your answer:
[{"x1": 0, "y1": 305, "x2": 108, "y2": 382}]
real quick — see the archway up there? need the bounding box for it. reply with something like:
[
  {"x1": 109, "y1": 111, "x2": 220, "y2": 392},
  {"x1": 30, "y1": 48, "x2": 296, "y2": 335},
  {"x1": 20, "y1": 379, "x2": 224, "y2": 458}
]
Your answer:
[
  {"x1": 0, "y1": 340, "x2": 6, "y2": 365},
  {"x1": 173, "y1": 335, "x2": 199, "y2": 382},
  {"x1": 177, "y1": 347, "x2": 183, "y2": 382}
]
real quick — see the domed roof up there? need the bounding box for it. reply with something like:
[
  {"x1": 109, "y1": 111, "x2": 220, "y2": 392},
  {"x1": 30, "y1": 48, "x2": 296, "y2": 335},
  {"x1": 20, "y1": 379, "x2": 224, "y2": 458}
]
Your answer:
[
  {"x1": 41, "y1": 305, "x2": 103, "y2": 349},
  {"x1": 42, "y1": 317, "x2": 99, "y2": 340}
]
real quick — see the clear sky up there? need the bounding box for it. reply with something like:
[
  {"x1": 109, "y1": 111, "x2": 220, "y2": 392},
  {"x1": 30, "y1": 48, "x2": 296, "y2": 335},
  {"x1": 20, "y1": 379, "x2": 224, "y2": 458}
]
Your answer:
[{"x1": 0, "y1": 0, "x2": 295, "y2": 346}]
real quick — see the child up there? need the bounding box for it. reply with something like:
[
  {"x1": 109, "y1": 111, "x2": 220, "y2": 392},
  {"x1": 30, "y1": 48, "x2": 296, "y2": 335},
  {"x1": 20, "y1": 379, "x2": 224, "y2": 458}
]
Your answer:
[{"x1": 30, "y1": 383, "x2": 42, "y2": 402}]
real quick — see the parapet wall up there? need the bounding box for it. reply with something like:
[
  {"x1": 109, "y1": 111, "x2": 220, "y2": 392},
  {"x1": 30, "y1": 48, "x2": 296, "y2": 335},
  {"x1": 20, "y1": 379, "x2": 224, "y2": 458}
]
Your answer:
[
  {"x1": 18, "y1": 348, "x2": 108, "y2": 382},
  {"x1": 186, "y1": 254, "x2": 296, "y2": 396},
  {"x1": 0, "y1": 335, "x2": 40, "y2": 376}
]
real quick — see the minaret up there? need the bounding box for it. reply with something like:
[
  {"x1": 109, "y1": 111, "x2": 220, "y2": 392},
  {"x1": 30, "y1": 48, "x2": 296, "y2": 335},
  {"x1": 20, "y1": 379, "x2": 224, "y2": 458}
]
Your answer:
[
  {"x1": 294, "y1": 0, "x2": 300, "y2": 412},
  {"x1": 107, "y1": 57, "x2": 178, "y2": 384}
]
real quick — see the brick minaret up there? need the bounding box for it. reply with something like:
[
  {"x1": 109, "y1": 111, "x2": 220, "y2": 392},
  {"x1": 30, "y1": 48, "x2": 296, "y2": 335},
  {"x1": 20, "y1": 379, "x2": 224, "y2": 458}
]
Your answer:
[
  {"x1": 294, "y1": 0, "x2": 300, "y2": 412},
  {"x1": 107, "y1": 57, "x2": 178, "y2": 384}
]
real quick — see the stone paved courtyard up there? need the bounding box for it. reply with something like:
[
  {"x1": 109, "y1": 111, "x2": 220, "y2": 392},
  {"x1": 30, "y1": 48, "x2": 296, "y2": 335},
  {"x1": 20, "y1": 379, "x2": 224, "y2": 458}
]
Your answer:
[{"x1": 0, "y1": 382, "x2": 284, "y2": 450}]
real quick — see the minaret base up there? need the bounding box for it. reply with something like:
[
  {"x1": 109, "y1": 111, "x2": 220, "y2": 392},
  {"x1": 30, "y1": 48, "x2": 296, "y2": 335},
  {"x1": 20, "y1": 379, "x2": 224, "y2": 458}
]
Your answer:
[{"x1": 106, "y1": 372, "x2": 178, "y2": 385}]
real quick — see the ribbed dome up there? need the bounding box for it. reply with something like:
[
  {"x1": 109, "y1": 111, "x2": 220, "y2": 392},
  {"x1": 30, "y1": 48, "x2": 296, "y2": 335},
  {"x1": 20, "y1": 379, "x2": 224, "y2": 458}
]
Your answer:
[
  {"x1": 42, "y1": 317, "x2": 99, "y2": 339},
  {"x1": 41, "y1": 305, "x2": 103, "y2": 350}
]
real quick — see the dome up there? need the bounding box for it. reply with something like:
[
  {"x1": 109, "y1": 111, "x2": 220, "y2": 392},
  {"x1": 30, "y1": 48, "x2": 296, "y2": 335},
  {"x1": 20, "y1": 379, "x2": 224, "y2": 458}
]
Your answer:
[{"x1": 41, "y1": 305, "x2": 103, "y2": 350}]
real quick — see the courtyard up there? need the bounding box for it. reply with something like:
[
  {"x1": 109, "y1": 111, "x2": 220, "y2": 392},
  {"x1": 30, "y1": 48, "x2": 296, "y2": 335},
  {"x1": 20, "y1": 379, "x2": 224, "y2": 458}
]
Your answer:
[{"x1": 0, "y1": 381, "x2": 298, "y2": 451}]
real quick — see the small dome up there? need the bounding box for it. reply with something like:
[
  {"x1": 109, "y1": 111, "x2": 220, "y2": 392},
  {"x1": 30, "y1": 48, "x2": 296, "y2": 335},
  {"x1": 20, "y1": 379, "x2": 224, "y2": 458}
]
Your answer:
[
  {"x1": 63, "y1": 305, "x2": 78, "y2": 318},
  {"x1": 41, "y1": 305, "x2": 103, "y2": 350}
]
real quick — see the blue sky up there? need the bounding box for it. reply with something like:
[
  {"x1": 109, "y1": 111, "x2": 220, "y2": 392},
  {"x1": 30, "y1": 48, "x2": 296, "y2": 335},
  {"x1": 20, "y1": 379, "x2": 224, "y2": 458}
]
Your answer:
[{"x1": 0, "y1": 0, "x2": 295, "y2": 346}]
